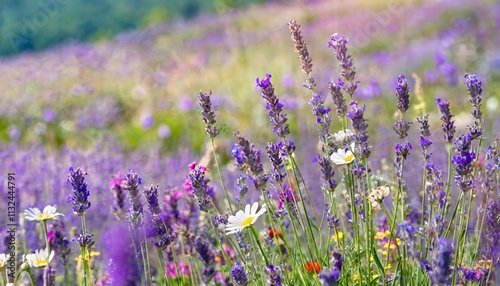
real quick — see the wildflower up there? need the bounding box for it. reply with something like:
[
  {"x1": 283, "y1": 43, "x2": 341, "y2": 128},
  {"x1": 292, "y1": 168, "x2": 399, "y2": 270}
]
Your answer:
[
  {"x1": 198, "y1": 90, "x2": 220, "y2": 138},
  {"x1": 264, "y1": 264, "x2": 283, "y2": 286},
  {"x1": 436, "y1": 98, "x2": 456, "y2": 144},
  {"x1": 452, "y1": 134, "x2": 476, "y2": 191},
  {"x1": 25, "y1": 248, "x2": 54, "y2": 268},
  {"x1": 24, "y1": 205, "x2": 64, "y2": 222},
  {"x1": 188, "y1": 165, "x2": 214, "y2": 212},
  {"x1": 225, "y1": 202, "x2": 267, "y2": 235},
  {"x1": 48, "y1": 222, "x2": 71, "y2": 263},
  {"x1": 319, "y1": 268, "x2": 339, "y2": 286},
  {"x1": 233, "y1": 132, "x2": 268, "y2": 190},
  {"x1": 482, "y1": 200, "x2": 500, "y2": 261},
  {"x1": 305, "y1": 260, "x2": 321, "y2": 274},
  {"x1": 67, "y1": 167, "x2": 91, "y2": 216},
  {"x1": 288, "y1": 19, "x2": 314, "y2": 89},
  {"x1": 464, "y1": 73, "x2": 483, "y2": 139},
  {"x1": 268, "y1": 228, "x2": 283, "y2": 239},
  {"x1": 194, "y1": 237, "x2": 216, "y2": 283},
  {"x1": 0, "y1": 254, "x2": 10, "y2": 270},
  {"x1": 329, "y1": 78, "x2": 347, "y2": 118},
  {"x1": 367, "y1": 186, "x2": 391, "y2": 210},
  {"x1": 331, "y1": 231, "x2": 344, "y2": 243},
  {"x1": 256, "y1": 73, "x2": 290, "y2": 138},
  {"x1": 74, "y1": 233, "x2": 95, "y2": 248},
  {"x1": 332, "y1": 129, "x2": 355, "y2": 145},
  {"x1": 266, "y1": 142, "x2": 286, "y2": 183},
  {"x1": 316, "y1": 156, "x2": 338, "y2": 192},
  {"x1": 330, "y1": 143, "x2": 355, "y2": 165},
  {"x1": 125, "y1": 170, "x2": 144, "y2": 229},
  {"x1": 309, "y1": 93, "x2": 332, "y2": 136},
  {"x1": 395, "y1": 75, "x2": 410, "y2": 114},
  {"x1": 347, "y1": 101, "x2": 370, "y2": 158},
  {"x1": 109, "y1": 171, "x2": 126, "y2": 217},
  {"x1": 430, "y1": 237, "x2": 454, "y2": 285},
  {"x1": 166, "y1": 262, "x2": 191, "y2": 278},
  {"x1": 328, "y1": 33, "x2": 358, "y2": 96},
  {"x1": 232, "y1": 262, "x2": 249, "y2": 286}
]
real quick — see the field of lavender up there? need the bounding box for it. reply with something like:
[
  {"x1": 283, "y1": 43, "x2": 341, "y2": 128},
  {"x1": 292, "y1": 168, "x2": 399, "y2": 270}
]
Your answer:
[{"x1": 1, "y1": 0, "x2": 500, "y2": 285}]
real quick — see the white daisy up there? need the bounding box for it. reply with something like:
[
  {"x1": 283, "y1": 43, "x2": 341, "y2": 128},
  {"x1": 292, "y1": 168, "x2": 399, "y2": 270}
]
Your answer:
[
  {"x1": 24, "y1": 205, "x2": 64, "y2": 222},
  {"x1": 330, "y1": 143, "x2": 355, "y2": 165},
  {"x1": 0, "y1": 253, "x2": 10, "y2": 270},
  {"x1": 25, "y1": 248, "x2": 54, "y2": 268},
  {"x1": 225, "y1": 202, "x2": 267, "y2": 235}
]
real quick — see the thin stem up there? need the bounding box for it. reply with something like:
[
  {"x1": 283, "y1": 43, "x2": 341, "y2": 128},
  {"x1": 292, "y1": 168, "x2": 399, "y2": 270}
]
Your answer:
[
  {"x1": 211, "y1": 138, "x2": 234, "y2": 213},
  {"x1": 250, "y1": 226, "x2": 269, "y2": 265}
]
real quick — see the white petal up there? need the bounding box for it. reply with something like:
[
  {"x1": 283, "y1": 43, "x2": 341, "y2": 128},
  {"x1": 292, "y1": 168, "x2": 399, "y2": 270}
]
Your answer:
[
  {"x1": 250, "y1": 202, "x2": 259, "y2": 215},
  {"x1": 244, "y1": 204, "x2": 251, "y2": 215},
  {"x1": 255, "y1": 207, "x2": 267, "y2": 218}
]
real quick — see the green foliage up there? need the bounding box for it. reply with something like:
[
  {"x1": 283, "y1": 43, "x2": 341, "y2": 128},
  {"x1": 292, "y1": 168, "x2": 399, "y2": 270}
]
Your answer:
[{"x1": 0, "y1": 0, "x2": 264, "y2": 56}]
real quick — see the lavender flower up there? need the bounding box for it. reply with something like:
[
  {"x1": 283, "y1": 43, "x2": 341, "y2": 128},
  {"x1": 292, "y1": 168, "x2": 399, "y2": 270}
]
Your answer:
[
  {"x1": 452, "y1": 134, "x2": 476, "y2": 191},
  {"x1": 233, "y1": 132, "x2": 268, "y2": 191},
  {"x1": 143, "y1": 184, "x2": 161, "y2": 215},
  {"x1": 195, "y1": 237, "x2": 216, "y2": 284},
  {"x1": 329, "y1": 79, "x2": 347, "y2": 118},
  {"x1": 256, "y1": 73, "x2": 290, "y2": 138},
  {"x1": 109, "y1": 172, "x2": 126, "y2": 219},
  {"x1": 430, "y1": 237, "x2": 454, "y2": 285},
  {"x1": 395, "y1": 75, "x2": 410, "y2": 113},
  {"x1": 266, "y1": 142, "x2": 286, "y2": 184},
  {"x1": 48, "y1": 222, "x2": 70, "y2": 264},
  {"x1": 198, "y1": 90, "x2": 219, "y2": 138},
  {"x1": 436, "y1": 98, "x2": 456, "y2": 144},
  {"x1": 187, "y1": 166, "x2": 214, "y2": 212},
  {"x1": 231, "y1": 262, "x2": 249, "y2": 286},
  {"x1": 67, "y1": 167, "x2": 91, "y2": 216},
  {"x1": 125, "y1": 170, "x2": 143, "y2": 229},
  {"x1": 347, "y1": 101, "x2": 371, "y2": 158},
  {"x1": 74, "y1": 233, "x2": 95, "y2": 248},
  {"x1": 328, "y1": 33, "x2": 358, "y2": 96},
  {"x1": 482, "y1": 199, "x2": 500, "y2": 262},
  {"x1": 264, "y1": 264, "x2": 283, "y2": 286},
  {"x1": 319, "y1": 269, "x2": 339, "y2": 286},
  {"x1": 417, "y1": 115, "x2": 432, "y2": 155},
  {"x1": 316, "y1": 156, "x2": 338, "y2": 193},
  {"x1": 485, "y1": 142, "x2": 499, "y2": 193},
  {"x1": 464, "y1": 73, "x2": 483, "y2": 139},
  {"x1": 309, "y1": 93, "x2": 332, "y2": 137},
  {"x1": 144, "y1": 184, "x2": 172, "y2": 249},
  {"x1": 288, "y1": 19, "x2": 315, "y2": 89}
]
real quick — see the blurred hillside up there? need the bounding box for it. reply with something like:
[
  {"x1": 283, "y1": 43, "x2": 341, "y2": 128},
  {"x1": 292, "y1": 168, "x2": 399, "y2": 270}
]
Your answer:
[
  {"x1": 0, "y1": 0, "x2": 265, "y2": 56},
  {"x1": 0, "y1": 0, "x2": 499, "y2": 153}
]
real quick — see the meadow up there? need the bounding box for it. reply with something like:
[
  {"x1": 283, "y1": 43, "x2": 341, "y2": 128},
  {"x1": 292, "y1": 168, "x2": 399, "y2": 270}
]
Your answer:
[{"x1": 0, "y1": 0, "x2": 499, "y2": 285}]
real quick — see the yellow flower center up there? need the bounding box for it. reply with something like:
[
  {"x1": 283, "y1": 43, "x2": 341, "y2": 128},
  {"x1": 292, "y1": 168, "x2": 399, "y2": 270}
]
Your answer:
[
  {"x1": 241, "y1": 216, "x2": 254, "y2": 227},
  {"x1": 38, "y1": 214, "x2": 51, "y2": 220},
  {"x1": 344, "y1": 153, "x2": 354, "y2": 163},
  {"x1": 35, "y1": 259, "x2": 48, "y2": 268}
]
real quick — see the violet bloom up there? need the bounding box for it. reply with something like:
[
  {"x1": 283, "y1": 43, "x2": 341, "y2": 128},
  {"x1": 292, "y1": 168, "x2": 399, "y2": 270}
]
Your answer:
[
  {"x1": 436, "y1": 98, "x2": 456, "y2": 144},
  {"x1": 430, "y1": 237, "x2": 454, "y2": 285},
  {"x1": 67, "y1": 167, "x2": 91, "y2": 216},
  {"x1": 264, "y1": 264, "x2": 283, "y2": 286},
  {"x1": 48, "y1": 222, "x2": 70, "y2": 264},
  {"x1": 232, "y1": 132, "x2": 268, "y2": 191},
  {"x1": 231, "y1": 262, "x2": 248, "y2": 286},
  {"x1": 195, "y1": 237, "x2": 216, "y2": 284},
  {"x1": 315, "y1": 156, "x2": 337, "y2": 193},
  {"x1": 256, "y1": 73, "x2": 290, "y2": 139},
  {"x1": 188, "y1": 166, "x2": 214, "y2": 212},
  {"x1": 328, "y1": 33, "x2": 358, "y2": 96},
  {"x1": 452, "y1": 134, "x2": 476, "y2": 191},
  {"x1": 109, "y1": 172, "x2": 126, "y2": 218},
  {"x1": 482, "y1": 200, "x2": 500, "y2": 261},
  {"x1": 464, "y1": 73, "x2": 483, "y2": 139},
  {"x1": 347, "y1": 101, "x2": 370, "y2": 158},
  {"x1": 125, "y1": 170, "x2": 143, "y2": 230},
  {"x1": 198, "y1": 90, "x2": 219, "y2": 138},
  {"x1": 329, "y1": 78, "x2": 347, "y2": 118},
  {"x1": 266, "y1": 143, "x2": 286, "y2": 184},
  {"x1": 309, "y1": 93, "x2": 332, "y2": 138},
  {"x1": 417, "y1": 115, "x2": 432, "y2": 156},
  {"x1": 393, "y1": 75, "x2": 412, "y2": 140},
  {"x1": 144, "y1": 184, "x2": 172, "y2": 250}
]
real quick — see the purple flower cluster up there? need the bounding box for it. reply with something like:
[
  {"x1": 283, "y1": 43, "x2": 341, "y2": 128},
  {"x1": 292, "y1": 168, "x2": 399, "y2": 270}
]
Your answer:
[
  {"x1": 288, "y1": 19, "x2": 315, "y2": 89},
  {"x1": 198, "y1": 90, "x2": 220, "y2": 138},
  {"x1": 482, "y1": 200, "x2": 500, "y2": 262},
  {"x1": 452, "y1": 134, "x2": 476, "y2": 191},
  {"x1": 266, "y1": 142, "x2": 286, "y2": 184},
  {"x1": 417, "y1": 115, "x2": 432, "y2": 155},
  {"x1": 232, "y1": 132, "x2": 268, "y2": 191},
  {"x1": 329, "y1": 79, "x2": 347, "y2": 118},
  {"x1": 327, "y1": 33, "x2": 358, "y2": 96},
  {"x1": 315, "y1": 156, "x2": 337, "y2": 193},
  {"x1": 393, "y1": 75, "x2": 412, "y2": 140},
  {"x1": 464, "y1": 73, "x2": 483, "y2": 139},
  {"x1": 430, "y1": 237, "x2": 454, "y2": 285},
  {"x1": 485, "y1": 142, "x2": 499, "y2": 193},
  {"x1": 319, "y1": 251, "x2": 342, "y2": 286},
  {"x1": 264, "y1": 264, "x2": 283, "y2": 286},
  {"x1": 187, "y1": 166, "x2": 214, "y2": 212},
  {"x1": 436, "y1": 98, "x2": 456, "y2": 144},
  {"x1": 231, "y1": 262, "x2": 249, "y2": 286},
  {"x1": 144, "y1": 184, "x2": 173, "y2": 250},
  {"x1": 194, "y1": 236, "x2": 216, "y2": 284},
  {"x1": 109, "y1": 172, "x2": 127, "y2": 219},
  {"x1": 67, "y1": 167, "x2": 91, "y2": 216},
  {"x1": 347, "y1": 101, "x2": 370, "y2": 159},
  {"x1": 309, "y1": 93, "x2": 332, "y2": 137},
  {"x1": 256, "y1": 73, "x2": 290, "y2": 139},
  {"x1": 124, "y1": 170, "x2": 144, "y2": 230}
]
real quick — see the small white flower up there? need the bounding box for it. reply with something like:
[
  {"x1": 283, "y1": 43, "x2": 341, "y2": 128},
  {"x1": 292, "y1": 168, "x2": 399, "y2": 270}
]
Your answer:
[
  {"x1": 330, "y1": 143, "x2": 355, "y2": 165},
  {"x1": 6, "y1": 283, "x2": 14, "y2": 286},
  {"x1": 24, "y1": 205, "x2": 64, "y2": 222},
  {"x1": 225, "y1": 202, "x2": 267, "y2": 235},
  {"x1": 368, "y1": 186, "x2": 391, "y2": 210},
  {"x1": 25, "y1": 248, "x2": 54, "y2": 268},
  {"x1": 333, "y1": 129, "x2": 355, "y2": 143},
  {"x1": 0, "y1": 253, "x2": 10, "y2": 270}
]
